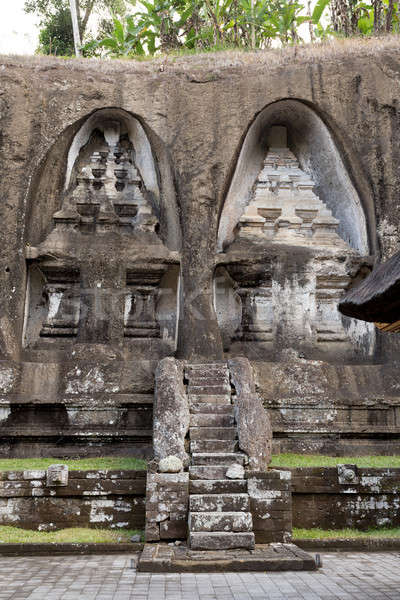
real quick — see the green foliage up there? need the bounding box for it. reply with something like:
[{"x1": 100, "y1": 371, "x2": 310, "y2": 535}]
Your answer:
[
  {"x1": 0, "y1": 526, "x2": 143, "y2": 543},
  {"x1": 37, "y1": 8, "x2": 75, "y2": 55},
  {"x1": 293, "y1": 527, "x2": 400, "y2": 538},
  {"x1": 330, "y1": 0, "x2": 400, "y2": 36},
  {"x1": 0, "y1": 457, "x2": 147, "y2": 471},
  {"x1": 270, "y1": 453, "x2": 400, "y2": 468},
  {"x1": 87, "y1": 0, "x2": 331, "y2": 57},
  {"x1": 25, "y1": 0, "x2": 128, "y2": 55}
]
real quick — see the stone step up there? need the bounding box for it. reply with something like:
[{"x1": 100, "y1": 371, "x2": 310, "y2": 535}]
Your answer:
[
  {"x1": 189, "y1": 465, "x2": 232, "y2": 480},
  {"x1": 190, "y1": 479, "x2": 247, "y2": 494},
  {"x1": 189, "y1": 532, "x2": 255, "y2": 550},
  {"x1": 189, "y1": 394, "x2": 232, "y2": 404},
  {"x1": 189, "y1": 511, "x2": 253, "y2": 533},
  {"x1": 188, "y1": 370, "x2": 229, "y2": 379},
  {"x1": 190, "y1": 439, "x2": 238, "y2": 453},
  {"x1": 190, "y1": 403, "x2": 234, "y2": 415},
  {"x1": 189, "y1": 493, "x2": 250, "y2": 512},
  {"x1": 185, "y1": 366, "x2": 229, "y2": 379},
  {"x1": 190, "y1": 413, "x2": 234, "y2": 427},
  {"x1": 190, "y1": 427, "x2": 236, "y2": 441},
  {"x1": 187, "y1": 371, "x2": 229, "y2": 381},
  {"x1": 191, "y1": 453, "x2": 245, "y2": 466},
  {"x1": 188, "y1": 385, "x2": 231, "y2": 395},
  {"x1": 186, "y1": 363, "x2": 227, "y2": 371},
  {"x1": 188, "y1": 378, "x2": 230, "y2": 388}
]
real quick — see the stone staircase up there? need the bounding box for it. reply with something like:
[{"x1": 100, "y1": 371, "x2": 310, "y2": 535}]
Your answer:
[{"x1": 185, "y1": 362, "x2": 255, "y2": 550}]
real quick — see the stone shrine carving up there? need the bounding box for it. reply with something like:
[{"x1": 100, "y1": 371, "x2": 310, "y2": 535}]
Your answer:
[
  {"x1": 237, "y1": 133, "x2": 348, "y2": 250},
  {"x1": 222, "y1": 126, "x2": 369, "y2": 357},
  {"x1": 24, "y1": 119, "x2": 177, "y2": 350}
]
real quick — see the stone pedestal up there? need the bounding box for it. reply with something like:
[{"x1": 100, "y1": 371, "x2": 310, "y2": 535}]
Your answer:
[
  {"x1": 145, "y1": 473, "x2": 189, "y2": 542},
  {"x1": 247, "y1": 469, "x2": 292, "y2": 544}
]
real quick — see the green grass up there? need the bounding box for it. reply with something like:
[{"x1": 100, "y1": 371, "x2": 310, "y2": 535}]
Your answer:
[
  {"x1": 293, "y1": 527, "x2": 400, "y2": 539},
  {"x1": 0, "y1": 526, "x2": 143, "y2": 544},
  {"x1": 0, "y1": 457, "x2": 146, "y2": 472},
  {"x1": 0, "y1": 453, "x2": 398, "y2": 472},
  {"x1": 270, "y1": 453, "x2": 400, "y2": 468}
]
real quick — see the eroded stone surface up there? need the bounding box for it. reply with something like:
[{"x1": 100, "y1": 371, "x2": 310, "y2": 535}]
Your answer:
[
  {"x1": 225, "y1": 464, "x2": 245, "y2": 479},
  {"x1": 229, "y1": 357, "x2": 272, "y2": 470},
  {"x1": 159, "y1": 456, "x2": 183, "y2": 473},
  {"x1": 153, "y1": 358, "x2": 190, "y2": 466}
]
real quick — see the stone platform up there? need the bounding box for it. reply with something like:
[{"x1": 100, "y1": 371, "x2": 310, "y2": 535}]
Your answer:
[{"x1": 137, "y1": 542, "x2": 317, "y2": 572}]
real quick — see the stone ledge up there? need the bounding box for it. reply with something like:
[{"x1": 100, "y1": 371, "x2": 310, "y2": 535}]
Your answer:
[
  {"x1": 296, "y1": 537, "x2": 400, "y2": 552},
  {"x1": 0, "y1": 543, "x2": 143, "y2": 556},
  {"x1": 138, "y1": 542, "x2": 317, "y2": 572}
]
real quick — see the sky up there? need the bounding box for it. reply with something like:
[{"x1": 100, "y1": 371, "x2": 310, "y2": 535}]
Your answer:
[{"x1": 0, "y1": 0, "x2": 39, "y2": 55}]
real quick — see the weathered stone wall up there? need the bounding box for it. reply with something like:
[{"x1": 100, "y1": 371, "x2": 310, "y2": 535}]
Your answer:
[
  {"x1": 254, "y1": 358, "x2": 400, "y2": 455},
  {"x1": 0, "y1": 360, "x2": 154, "y2": 457},
  {"x1": 1, "y1": 467, "x2": 398, "y2": 532},
  {"x1": 292, "y1": 466, "x2": 400, "y2": 530},
  {"x1": 145, "y1": 472, "x2": 189, "y2": 541},
  {"x1": 0, "y1": 469, "x2": 145, "y2": 530},
  {"x1": 2, "y1": 41, "x2": 400, "y2": 455}
]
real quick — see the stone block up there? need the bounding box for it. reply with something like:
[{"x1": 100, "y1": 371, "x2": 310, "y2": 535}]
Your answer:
[
  {"x1": 189, "y1": 511, "x2": 253, "y2": 532},
  {"x1": 145, "y1": 522, "x2": 160, "y2": 542},
  {"x1": 46, "y1": 465, "x2": 68, "y2": 487},
  {"x1": 23, "y1": 470, "x2": 46, "y2": 481},
  {"x1": 189, "y1": 479, "x2": 247, "y2": 494},
  {"x1": 159, "y1": 519, "x2": 187, "y2": 539},
  {"x1": 189, "y1": 531, "x2": 255, "y2": 550},
  {"x1": 189, "y1": 493, "x2": 249, "y2": 512}
]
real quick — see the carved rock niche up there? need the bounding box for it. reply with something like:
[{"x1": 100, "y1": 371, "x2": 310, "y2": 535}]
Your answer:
[
  {"x1": 23, "y1": 118, "x2": 179, "y2": 353},
  {"x1": 220, "y1": 126, "x2": 375, "y2": 359}
]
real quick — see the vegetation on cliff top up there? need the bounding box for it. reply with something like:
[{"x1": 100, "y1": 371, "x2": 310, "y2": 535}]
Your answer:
[{"x1": 25, "y1": 0, "x2": 400, "y2": 59}]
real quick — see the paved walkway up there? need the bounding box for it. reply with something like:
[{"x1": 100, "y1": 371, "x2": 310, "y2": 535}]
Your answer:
[{"x1": 0, "y1": 552, "x2": 399, "y2": 599}]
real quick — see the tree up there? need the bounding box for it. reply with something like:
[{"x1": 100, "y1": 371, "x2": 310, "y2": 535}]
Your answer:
[
  {"x1": 37, "y1": 7, "x2": 75, "y2": 55},
  {"x1": 24, "y1": 0, "x2": 127, "y2": 55}
]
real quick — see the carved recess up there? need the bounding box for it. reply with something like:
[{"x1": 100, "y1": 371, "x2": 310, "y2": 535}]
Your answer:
[
  {"x1": 40, "y1": 267, "x2": 80, "y2": 338},
  {"x1": 124, "y1": 267, "x2": 168, "y2": 338},
  {"x1": 220, "y1": 126, "x2": 371, "y2": 356},
  {"x1": 24, "y1": 119, "x2": 178, "y2": 350}
]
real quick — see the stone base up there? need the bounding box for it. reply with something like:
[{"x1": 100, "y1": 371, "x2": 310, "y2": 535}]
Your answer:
[{"x1": 138, "y1": 542, "x2": 317, "y2": 572}]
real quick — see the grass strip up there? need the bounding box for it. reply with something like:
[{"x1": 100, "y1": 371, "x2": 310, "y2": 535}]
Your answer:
[
  {"x1": 0, "y1": 457, "x2": 147, "y2": 472},
  {"x1": 270, "y1": 453, "x2": 400, "y2": 468},
  {"x1": 0, "y1": 526, "x2": 143, "y2": 544},
  {"x1": 293, "y1": 527, "x2": 400, "y2": 539}
]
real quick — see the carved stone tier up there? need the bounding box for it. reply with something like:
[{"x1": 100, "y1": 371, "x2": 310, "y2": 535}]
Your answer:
[
  {"x1": 234, "y1": 286, "x2": 273, "y2": 342},
  {"x1": 39, "y1": 266, "x2": 80, "y2": 338},
  {"x1": 53, "y1": 123, "x2": 158, "y2": 236},
  {"x1": 314, "y1": 274, "x2": 351, "y2": 343},
  {"x1": 124, "y1": 266, "x2": 168, "y2": 338},
  {"x1": 226, "y1": 263, "x2": 273, "y2": 343},
  {"x1": 237, "y1": 128, "x2": 349, "y2": 250}
]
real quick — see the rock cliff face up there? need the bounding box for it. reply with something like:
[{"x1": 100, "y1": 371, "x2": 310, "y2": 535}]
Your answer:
[{"x1": 1, "y1": 40, "x2": 400, "y2": 456}]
